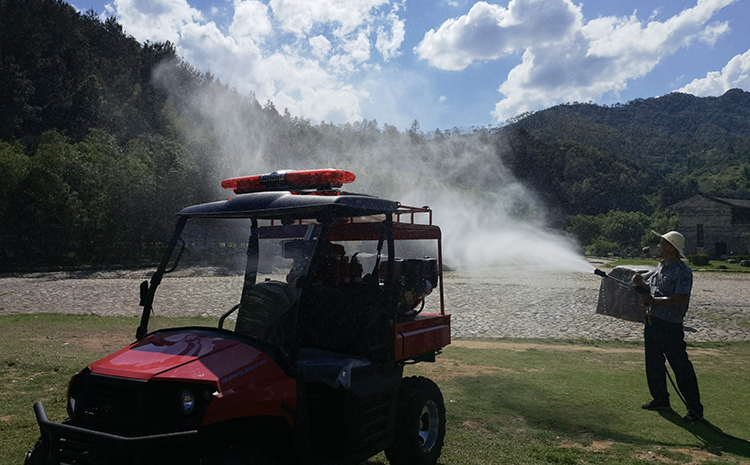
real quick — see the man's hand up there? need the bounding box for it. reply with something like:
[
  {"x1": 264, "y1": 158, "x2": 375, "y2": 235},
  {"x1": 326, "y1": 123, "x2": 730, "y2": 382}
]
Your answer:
[{"x1": 631, "y1": 273, "x2": 645, "y2": 287}]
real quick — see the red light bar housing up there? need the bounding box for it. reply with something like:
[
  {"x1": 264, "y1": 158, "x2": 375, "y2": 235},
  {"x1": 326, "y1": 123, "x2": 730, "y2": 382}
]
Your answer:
[{"x1": 221, "y1": 169, "x2": 356, "y2": 194}]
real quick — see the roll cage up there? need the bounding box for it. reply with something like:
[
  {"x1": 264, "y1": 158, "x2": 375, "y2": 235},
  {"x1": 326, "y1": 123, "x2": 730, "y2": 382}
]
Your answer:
[{"x1": 135, "y1": 191, "x2": 445, "y2": 352}]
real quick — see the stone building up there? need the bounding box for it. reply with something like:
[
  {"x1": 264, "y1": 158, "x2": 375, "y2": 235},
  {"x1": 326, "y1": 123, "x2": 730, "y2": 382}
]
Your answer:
[{"x1": 669, "y1": 194, "x2": 750, "y2": 257}]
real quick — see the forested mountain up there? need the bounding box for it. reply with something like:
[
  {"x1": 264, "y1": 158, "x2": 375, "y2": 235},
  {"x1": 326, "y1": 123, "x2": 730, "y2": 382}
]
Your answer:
[
  {"x1": 507, "y1": 90, "x2": 750, "y2": 209},
  {"x1": 1, "y1": 0, "x2": 749, "y2": 267}
]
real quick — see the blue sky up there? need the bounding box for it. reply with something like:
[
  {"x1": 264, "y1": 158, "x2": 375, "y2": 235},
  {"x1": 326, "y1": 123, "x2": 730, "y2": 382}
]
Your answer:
[{"x1": 71, "y1": 0, "x2": 750, "y2": 132}]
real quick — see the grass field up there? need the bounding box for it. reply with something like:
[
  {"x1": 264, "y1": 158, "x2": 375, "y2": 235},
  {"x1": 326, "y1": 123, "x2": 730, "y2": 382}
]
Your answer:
[{"x1": 1, "y1": 314, "x2": 749, "y2": 465}]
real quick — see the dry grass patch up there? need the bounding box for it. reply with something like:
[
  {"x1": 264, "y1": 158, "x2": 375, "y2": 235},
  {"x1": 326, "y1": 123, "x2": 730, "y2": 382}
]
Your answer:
[
  {"x1": 462, "y1": 418, "x2": 492, "y2": 435},
  {"x1": 30, "y1": 328, "x2": 135, "y2": 352},
  {"x1": 453, "y1": 340, "x2": 642, "y2": 354},
  {"x1": 451, "y1": 339, "x2": 723, "y2": 356},
  {"x1": 415, "y1": 356, "x2": 543, "y2": 381},
  {"x1": 632, "y1": 447, "x2": 720, "y2": 464},
  {"x1": 559, "y1": 438, "x2": 616, "y2": 452}
]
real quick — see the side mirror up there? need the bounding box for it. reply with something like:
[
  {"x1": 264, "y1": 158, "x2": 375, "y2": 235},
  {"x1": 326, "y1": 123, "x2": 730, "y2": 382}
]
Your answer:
[{"x1": 139, "y1": 280, "x2": 149, "y2": 306}]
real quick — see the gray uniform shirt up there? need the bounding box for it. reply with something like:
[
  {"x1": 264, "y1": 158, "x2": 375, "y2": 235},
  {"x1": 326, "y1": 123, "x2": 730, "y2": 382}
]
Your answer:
[{"x1": 646, "y1": 260, "x2": 693, "y2": 323}]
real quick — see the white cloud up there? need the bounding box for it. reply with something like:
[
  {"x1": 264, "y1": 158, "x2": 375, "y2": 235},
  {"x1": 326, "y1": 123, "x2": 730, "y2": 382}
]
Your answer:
[
  {"x1": 699, "y1": 20, "x2": 730, "y2": 45},
  {"x1": 415, "y1": 0, "x2": 738, "y2": 122},
  {"x1": 111, "y1": 0, "x2": 204, "y2": 43},
  {"x1": 268, "y1": 0, "x2": 389, "y2": 37},
  {"x1": 261, "y1": 52, "x2": 368, "y2": 122},
  {"x1": 677, "y1": 48, "x2": 750, "y2": 95},
  {"x1": 309, "y1": 35, "x2": 332, "y2": 59},
  {"x1": 109, "y1": 0, "x2": 406, "y2": 124},
  {"x1": 414, "y1": 0, "x2": 582, "y2": 71},
  {"x1": 229, "y1": 0, "x2": 272, "y2": 40},
  {"x1": 342, "y1": 30, "x2": 372, "y2": 66},
  {"x1": 376, "y1": 8, "x2": 405, "y2": 60},
  {"x1": 177, "y1": 21, "x2": 273, "y2": 97},
  {"x1": 328, "y1": 39, "x2": 370, "y2": 74}
]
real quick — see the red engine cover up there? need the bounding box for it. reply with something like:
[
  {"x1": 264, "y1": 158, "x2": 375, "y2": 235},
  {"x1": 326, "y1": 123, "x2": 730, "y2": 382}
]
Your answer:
[{"x1": 89, "y1": 331, "x2": 297, "y2": 425}]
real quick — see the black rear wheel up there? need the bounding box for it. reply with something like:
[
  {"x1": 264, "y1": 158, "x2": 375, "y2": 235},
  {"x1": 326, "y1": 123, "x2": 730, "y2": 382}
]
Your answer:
[{"x1": 385, "y1": 376, "x2": 445, "y2": 465}]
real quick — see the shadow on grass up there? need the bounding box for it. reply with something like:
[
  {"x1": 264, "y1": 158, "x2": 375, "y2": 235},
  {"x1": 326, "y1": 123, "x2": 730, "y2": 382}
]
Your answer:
[
  {"x1": 658, "y1": 410, "x2": 750, "y2": 460},
  {"x1": 449, "y1": 373, "x2": 750, "y2": 462},
  {"x1": 452, "y1": 376, "x2": 655, "y2": 446}
]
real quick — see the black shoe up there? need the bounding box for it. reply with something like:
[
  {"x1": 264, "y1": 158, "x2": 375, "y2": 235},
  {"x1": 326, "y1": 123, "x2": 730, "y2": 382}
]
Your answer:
[
  {"x1": 683, "y1": 411, "x2": 703, "y2": 423},
  {"x1": 642, "y1": 400, "x2": 671, "y2": 411}
]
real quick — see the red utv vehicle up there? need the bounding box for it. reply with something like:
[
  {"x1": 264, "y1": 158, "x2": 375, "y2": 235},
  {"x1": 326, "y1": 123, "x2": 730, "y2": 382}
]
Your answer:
[{"x1": 27, "y1": 169, "x2": 451, "y2": 465}]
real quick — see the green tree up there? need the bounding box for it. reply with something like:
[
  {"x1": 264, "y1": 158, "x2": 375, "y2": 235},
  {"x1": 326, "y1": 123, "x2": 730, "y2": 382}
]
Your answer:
[
  {"x1": 0, "y1": 55, "x2": 35, "y2": 140},
  {"x1": 0, "y1": 140, "x2": 29, "y2": 265},
  {"x1": 601, "y1": 210, "x2": 649, "y2": 251},
  {"x1": 646, "y1": 210, "x2": 679, "y2": 245},
  {"x1": 12, "y1": 131, "x2": 81, "y2": 264},
  {"x1": 566, "y1": 214, "x2": 600, "y2": 246},
  {"x1": 0, "y1": 140, "x2": 28, "y2": 210}
]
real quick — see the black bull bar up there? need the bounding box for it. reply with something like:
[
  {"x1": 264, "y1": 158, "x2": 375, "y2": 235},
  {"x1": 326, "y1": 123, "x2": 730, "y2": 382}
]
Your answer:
[{"x1": 32, "y1": 401, "x2": 199, "y2": 464}]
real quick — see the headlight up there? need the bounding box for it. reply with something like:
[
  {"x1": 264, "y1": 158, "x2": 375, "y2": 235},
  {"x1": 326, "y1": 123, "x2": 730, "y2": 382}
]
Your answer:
[{"x1": 178, "y1": 389, "x2": 195, "y2": 414}]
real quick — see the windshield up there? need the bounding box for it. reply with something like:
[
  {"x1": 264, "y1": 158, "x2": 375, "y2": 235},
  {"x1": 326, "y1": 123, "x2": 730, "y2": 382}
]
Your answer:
[
  {"x1": 142, "y1": 215, "x2": 443, "y2": 354},
  {"x1": 143, "y1": 218, "x2": 320, "y2": 344}
]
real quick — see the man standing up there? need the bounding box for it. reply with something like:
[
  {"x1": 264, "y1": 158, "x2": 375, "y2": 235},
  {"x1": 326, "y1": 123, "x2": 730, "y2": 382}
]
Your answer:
[{"x1": 631, "y1": 230, "x2": 704, "y2": 422}]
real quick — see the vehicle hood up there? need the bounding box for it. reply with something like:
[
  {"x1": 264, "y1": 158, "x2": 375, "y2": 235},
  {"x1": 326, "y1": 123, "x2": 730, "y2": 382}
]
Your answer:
[{"x1": 88, "y1": 330, "x2": 274, "y2": 386}]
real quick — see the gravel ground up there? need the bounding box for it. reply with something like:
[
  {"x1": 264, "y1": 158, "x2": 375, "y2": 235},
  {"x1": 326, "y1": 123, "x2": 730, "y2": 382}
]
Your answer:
[
  {"x1": 1, "y1": 265, "x2": 749, "y2": 342},
  {"x1": 441, "y1": 266, "x2": 750, "y2": 342}
]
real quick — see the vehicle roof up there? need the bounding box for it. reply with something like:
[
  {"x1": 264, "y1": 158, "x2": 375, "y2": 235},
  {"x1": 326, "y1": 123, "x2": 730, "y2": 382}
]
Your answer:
[{"x1": 177, "y1": 191, "x2": 400, "y2": 220}]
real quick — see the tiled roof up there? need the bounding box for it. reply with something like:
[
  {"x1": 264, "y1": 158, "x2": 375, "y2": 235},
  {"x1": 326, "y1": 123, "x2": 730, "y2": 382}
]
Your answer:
[
  {"x1": 714, "y1": 197, "x2": 750, "y2": 209},
  {"x1": 669, "y1": 194, "x2": 750, "y2": 210}
]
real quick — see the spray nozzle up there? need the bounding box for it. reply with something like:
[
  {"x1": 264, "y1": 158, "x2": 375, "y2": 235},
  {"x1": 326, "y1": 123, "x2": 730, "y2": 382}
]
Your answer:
[
  {"x1": 595, "y1": 267, "x2": 629, "y2": 285},
  {"x1": 594, "y1": 267, "x2": 650, "y2": 294}
]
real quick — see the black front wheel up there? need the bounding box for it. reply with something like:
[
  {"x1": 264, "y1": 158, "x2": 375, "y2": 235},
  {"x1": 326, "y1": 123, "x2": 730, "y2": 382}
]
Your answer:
[
  {"x1": 385, "y1": 376, "x2": 446, "y2": 465},
  {"x1": 24, "y1": 439, "x2": 48, "y2": 465}
]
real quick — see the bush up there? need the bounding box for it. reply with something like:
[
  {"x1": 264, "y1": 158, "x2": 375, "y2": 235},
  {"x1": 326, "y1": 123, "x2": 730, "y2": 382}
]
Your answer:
[
  {"x1": 688, "y1": 254, "x2": 710, "y2": 266},
  {"x1": 619, "y1": 245, "x2": 641, "y2": 258},
  {"x1": 588, "y1": 239, "x2": 618, "y2": 257}
]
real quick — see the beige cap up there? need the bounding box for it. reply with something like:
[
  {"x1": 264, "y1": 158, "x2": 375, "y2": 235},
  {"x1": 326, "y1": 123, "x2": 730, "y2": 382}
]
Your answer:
[{"x1": 652, "y1": 230, "x2": 687, "y2": 260}]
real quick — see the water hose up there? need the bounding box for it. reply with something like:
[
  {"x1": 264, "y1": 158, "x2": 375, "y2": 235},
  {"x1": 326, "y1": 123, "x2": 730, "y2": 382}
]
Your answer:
[{"x1": 594, "y1": 268, "x2": 647, "y2": 291}]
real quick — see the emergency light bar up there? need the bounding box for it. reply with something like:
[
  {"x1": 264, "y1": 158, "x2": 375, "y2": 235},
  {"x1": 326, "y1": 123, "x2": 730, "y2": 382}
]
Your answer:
[{"x1": 221, "y1": 169, "x2": 356, "y2": 194}]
